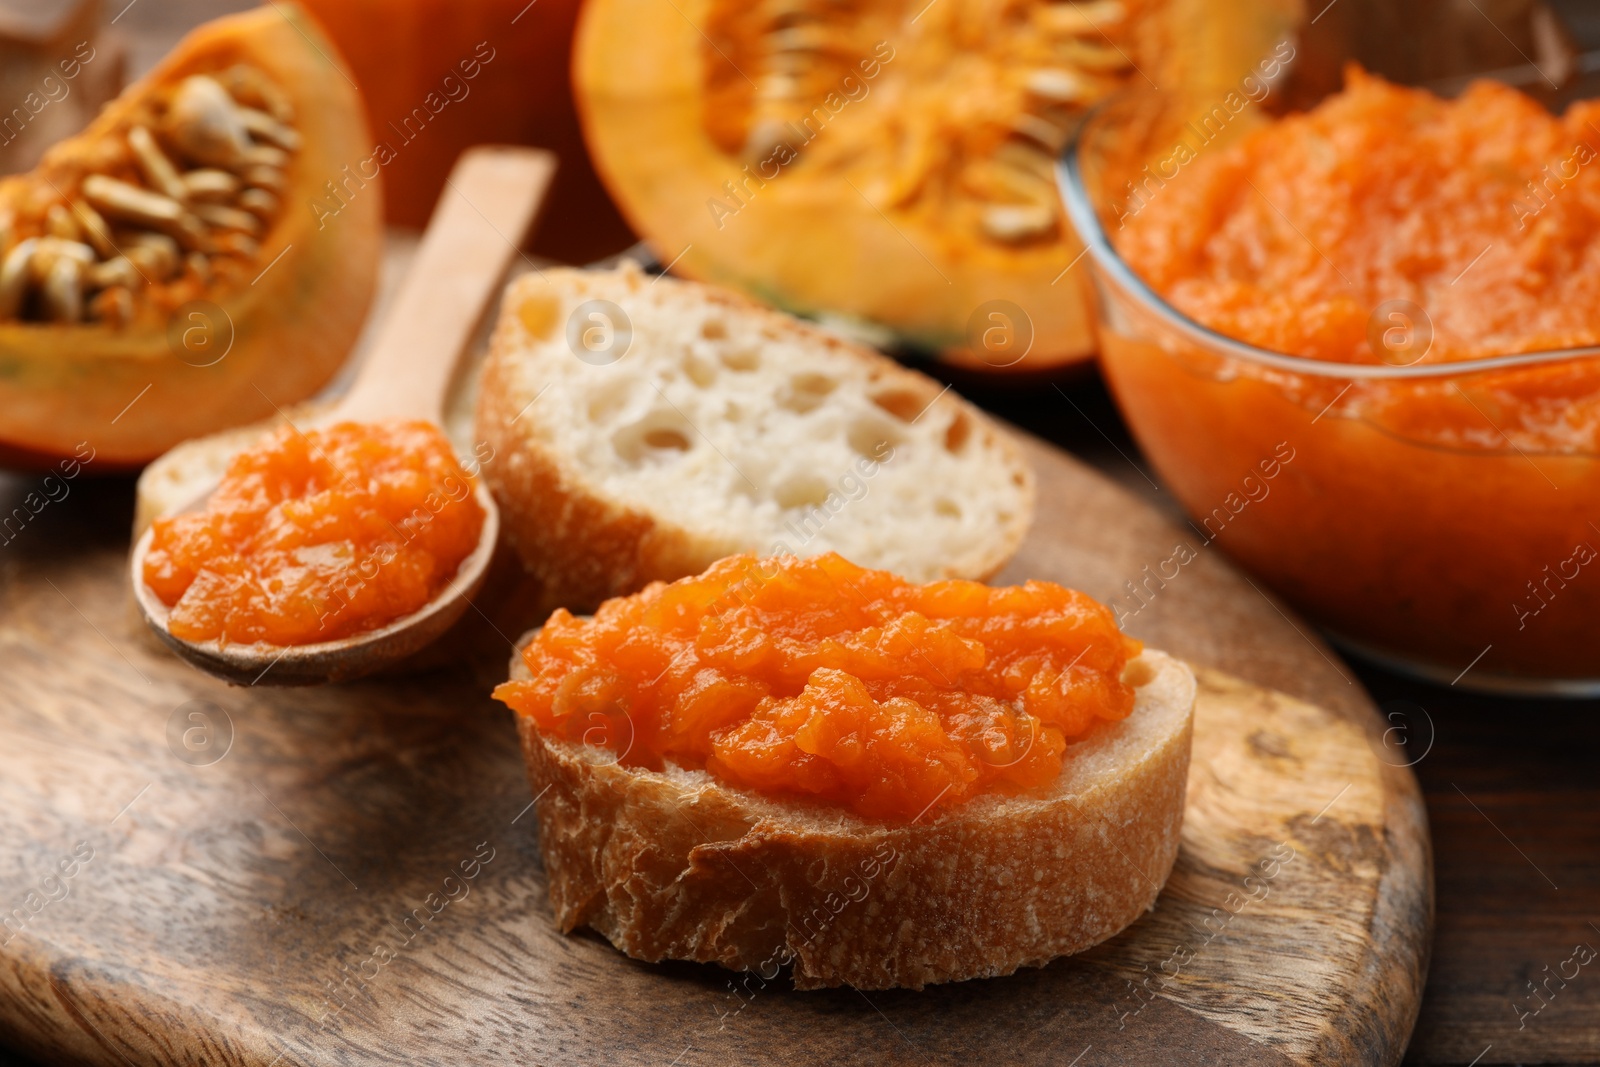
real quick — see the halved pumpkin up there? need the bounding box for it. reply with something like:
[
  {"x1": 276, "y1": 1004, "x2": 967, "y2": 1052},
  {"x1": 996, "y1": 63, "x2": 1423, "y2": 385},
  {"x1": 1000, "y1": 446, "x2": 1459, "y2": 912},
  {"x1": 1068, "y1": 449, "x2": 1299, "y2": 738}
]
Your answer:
[
  {"x1": 575, "y1": 0, "x2": 1300, "y2": 372},
  {"x1": 0, "y1": 3, "x2": 381, "y2": 468}
]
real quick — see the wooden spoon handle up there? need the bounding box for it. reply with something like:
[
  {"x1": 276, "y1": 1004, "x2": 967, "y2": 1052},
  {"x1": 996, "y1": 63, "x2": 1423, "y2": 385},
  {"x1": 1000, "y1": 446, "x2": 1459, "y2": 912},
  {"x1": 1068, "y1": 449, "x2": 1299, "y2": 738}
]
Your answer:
[{"x1": 335, "y1": 146, "x2": 556, "y2": 424}]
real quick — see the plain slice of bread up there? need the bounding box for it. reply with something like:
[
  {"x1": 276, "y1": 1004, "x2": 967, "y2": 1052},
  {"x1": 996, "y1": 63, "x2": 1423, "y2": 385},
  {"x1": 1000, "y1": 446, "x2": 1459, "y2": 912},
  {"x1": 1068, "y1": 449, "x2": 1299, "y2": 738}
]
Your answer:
[
  {"x1": 512, "y1": 646, "x2": 1196, "y2": 990},
  {"x1": 475, "y1": 265, "x2": 1035, "y2": 610}
]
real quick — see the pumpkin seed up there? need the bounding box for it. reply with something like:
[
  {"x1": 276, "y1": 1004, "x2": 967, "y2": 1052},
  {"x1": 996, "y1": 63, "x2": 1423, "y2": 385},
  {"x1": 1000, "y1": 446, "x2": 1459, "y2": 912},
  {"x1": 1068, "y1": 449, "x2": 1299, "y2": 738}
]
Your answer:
[
  {"x1": 46, "y1": 204, "x2": 81, "y2": 242},
  {"x1": 763, "y1": 0, "x2": 812, "y2": 20},
  {"x1": 31, "y1": 238, "x2": 95, "y2": 282},
  {"x1": 193, "y1": 203, "x2": 262, "y2": 235},
  {"x1": 237, "y1": 107, "x2": 302, "y2": 152},
  {"x1": 0, "y1": 238, "x2": 38, "y2": 320},
  {"x1": 216, "y1": 233, "x2": 260, "y2": 259},
  {"x1": 123, "y1": 233, "x2": 181, "y2": 281},
  {"x1": 242, "y1": 165, "x2": 285, "y2": 192},
  {"x1": 83, "y1": 175, "x2": 186, "y2": 230},
  {"x1": 1056, "y1": 39, "x2": 1133, "y2": 74},
  {"x1": 218, "y1": 64, "x2": 294, "y2": 125},
  {"x1": 1026, "y1": 68, "x2": 1091, "y2": 103},
  {"x1": 980, "y1": 203, "x2": 1056, "y2": 243},
  {"x1": 1008, "y1": 113, "x2": 1068, "y2": 153},
  {"x1": 170, "y1": 213, "x2": 217, "y2": 254},
  {"x1": 70, "y1": 200, "x2": 117, "y2": 259},
  {"x1": 766, "y1": 50, "x2": 816, "y2": 76},
  {"x1": 238, "y1": 188, "x2": 278, "y2": 218},
  {"x1": 182, "y1": 169, "x2": 241, "y2": 203},
  {"x1": 1035, "y1": 0, "x2": 1126, "y2": 35},
  {"x1": 88, "y1": 255, "x2": 142, "y2": 290},
  {"x1": 961, "y1": 158, "x2": 1055, "y2": 203},
  {"x1": 239, "y1": 144, "x2": 291, "y2": 171},
  {"x1": 128, "y1": 125, "x2": 190, "y2": 202},
  {"x1": 40, "y1": 254, "x2": 84, "y2": 323},
  {"x1": 756, "y1": 74, "x2": 803, "y2": 102},
  {"x1": 164, "y1": 75, "x2": 254, "y2": 168},
  {"x1": 770, "y1": 25, "x2": 832, "y2": 51}
]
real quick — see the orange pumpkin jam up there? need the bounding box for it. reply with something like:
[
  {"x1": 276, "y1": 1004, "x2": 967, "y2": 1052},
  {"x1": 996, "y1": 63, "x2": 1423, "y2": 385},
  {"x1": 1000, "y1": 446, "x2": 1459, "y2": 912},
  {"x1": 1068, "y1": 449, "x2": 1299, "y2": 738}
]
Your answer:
[
  {"x1": 142, "y1": 420, "x2": 484, "y2": 646},
  {"x1": 1120, "y1": 67, "x2": 1600, "y2": 370},
  {"x1": 495, "y1": 553, "x2": 1142, "y2": 821},
  {"x1": 1099, "y1": 69, "x2": 1600, "y2": 678}
]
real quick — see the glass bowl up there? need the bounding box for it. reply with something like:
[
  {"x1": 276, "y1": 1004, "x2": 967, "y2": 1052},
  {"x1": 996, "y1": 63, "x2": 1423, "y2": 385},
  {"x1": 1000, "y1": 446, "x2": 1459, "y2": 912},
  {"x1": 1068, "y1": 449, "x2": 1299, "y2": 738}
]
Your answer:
[{"x1": 1056, "y1": 86, "x2": 1600, "y2": 696}]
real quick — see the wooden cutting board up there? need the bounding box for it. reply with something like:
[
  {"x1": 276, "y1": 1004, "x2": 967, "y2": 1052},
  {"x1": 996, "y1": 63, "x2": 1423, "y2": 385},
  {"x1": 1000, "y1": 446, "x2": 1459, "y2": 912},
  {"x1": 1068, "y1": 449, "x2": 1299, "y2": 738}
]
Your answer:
[{"x1": 0, "y1": 431, "x2": 1430, "y2": 1067}]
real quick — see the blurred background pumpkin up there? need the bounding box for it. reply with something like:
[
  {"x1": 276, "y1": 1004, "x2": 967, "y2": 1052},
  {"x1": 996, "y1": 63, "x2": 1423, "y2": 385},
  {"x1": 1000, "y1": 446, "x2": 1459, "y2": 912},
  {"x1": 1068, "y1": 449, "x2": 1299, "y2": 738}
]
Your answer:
[{"x1": 294, "y1": 0, "x2": 635, "y2": 262}]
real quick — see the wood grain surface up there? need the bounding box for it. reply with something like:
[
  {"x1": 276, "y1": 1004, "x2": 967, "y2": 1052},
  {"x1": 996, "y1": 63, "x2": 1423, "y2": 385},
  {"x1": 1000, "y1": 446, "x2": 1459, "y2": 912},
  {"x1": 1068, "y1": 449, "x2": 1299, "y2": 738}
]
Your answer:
[{"x1": 0, "y1": 430, "x2": 1429, "y2": 1067}]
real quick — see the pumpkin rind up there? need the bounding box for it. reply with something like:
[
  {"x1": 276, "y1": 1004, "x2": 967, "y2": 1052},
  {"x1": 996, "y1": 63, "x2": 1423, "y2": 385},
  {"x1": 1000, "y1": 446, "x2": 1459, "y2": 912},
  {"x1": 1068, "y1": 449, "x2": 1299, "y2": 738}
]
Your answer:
[{"x1": 0, "y1": 3, "x2": 381, "y2": 468}]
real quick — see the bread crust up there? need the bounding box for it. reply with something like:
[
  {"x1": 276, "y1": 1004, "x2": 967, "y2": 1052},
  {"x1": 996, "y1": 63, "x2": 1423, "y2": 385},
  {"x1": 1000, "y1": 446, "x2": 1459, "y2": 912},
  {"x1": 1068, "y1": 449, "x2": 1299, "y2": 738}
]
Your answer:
[
  {"x1": 513, "y1": 648, "x2": 1195, "y2": 990},
  {"x1": 478, "y1": 341, "x2": 671, "y2": 607},
  {"x1": 475, "y1": 267, "x2": 1036, "y2": 612}
]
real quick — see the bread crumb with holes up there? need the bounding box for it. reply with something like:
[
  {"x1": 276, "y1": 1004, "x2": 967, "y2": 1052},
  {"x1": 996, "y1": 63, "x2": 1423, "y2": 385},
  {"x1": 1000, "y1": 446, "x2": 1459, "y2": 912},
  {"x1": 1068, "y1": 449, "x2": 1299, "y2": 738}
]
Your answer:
[{"x1": 474, "y1": 264, "x2": 1035, "y2": 609}]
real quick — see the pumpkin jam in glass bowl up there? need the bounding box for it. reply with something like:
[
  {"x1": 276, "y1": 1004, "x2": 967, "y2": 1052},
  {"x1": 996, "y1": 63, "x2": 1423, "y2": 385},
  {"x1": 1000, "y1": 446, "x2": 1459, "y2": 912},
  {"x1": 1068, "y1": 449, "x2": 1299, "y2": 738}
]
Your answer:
[
  {"x1": 494, "y1": 553, "x2": 1143, "y2": 821},
  {"x1": 141, "y1": 420, "x2": 485, "y2": 646},
  {"x1": 1059, "y1": 68, "x2": 1600, "y2": 691}
]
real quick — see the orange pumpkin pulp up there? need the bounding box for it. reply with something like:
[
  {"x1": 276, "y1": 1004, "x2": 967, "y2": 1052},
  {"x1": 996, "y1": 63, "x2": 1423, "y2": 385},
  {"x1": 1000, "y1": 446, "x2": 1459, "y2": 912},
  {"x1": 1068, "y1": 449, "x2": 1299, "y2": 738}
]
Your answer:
[{"x1": 1101, "y1": 67, "x2": 1600, "y2": 678}]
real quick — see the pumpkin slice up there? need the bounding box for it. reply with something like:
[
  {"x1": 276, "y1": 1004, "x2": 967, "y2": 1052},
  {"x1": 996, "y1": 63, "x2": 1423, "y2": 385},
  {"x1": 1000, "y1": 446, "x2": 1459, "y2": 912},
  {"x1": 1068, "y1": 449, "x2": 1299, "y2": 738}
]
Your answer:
[
  {"x1": 0, "y1": 3, "x2": 381, "y2": 468},
  {"x1": 575, "y1": 0, "x2": 1299, "y2": 372}
]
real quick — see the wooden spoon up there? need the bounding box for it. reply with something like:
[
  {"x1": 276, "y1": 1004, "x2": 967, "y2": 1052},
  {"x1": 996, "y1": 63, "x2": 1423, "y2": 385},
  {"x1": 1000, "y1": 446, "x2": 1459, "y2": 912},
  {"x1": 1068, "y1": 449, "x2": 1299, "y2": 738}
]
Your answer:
[{"x1": 129, "y1": 145, "x2": 555, "y2": 686}]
